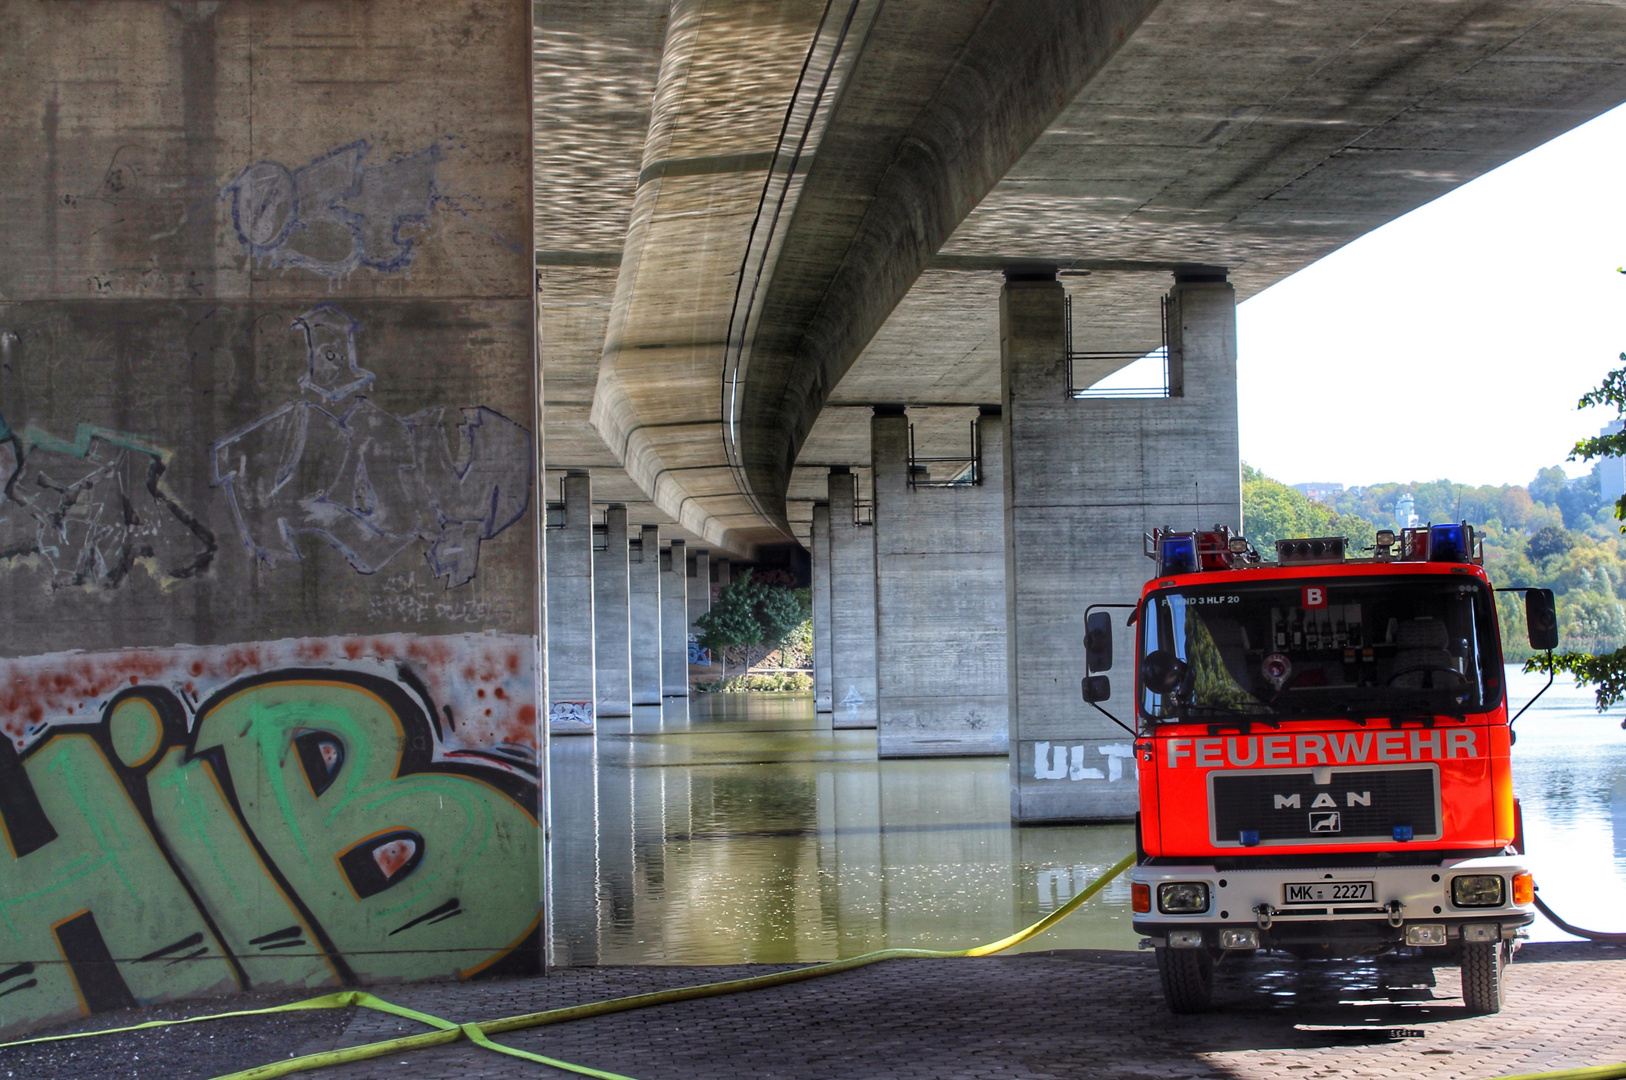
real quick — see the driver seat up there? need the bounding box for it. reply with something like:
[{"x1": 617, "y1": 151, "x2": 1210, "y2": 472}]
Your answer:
[{"x1": 1390, "y1": 617, "x2": 1462, "y2": 688}]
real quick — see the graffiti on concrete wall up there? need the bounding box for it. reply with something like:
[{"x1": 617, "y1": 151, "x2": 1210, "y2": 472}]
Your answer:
[
  {"x1": 211, "y1": 304, "x2": 532, "y2": 588},
  {"x1": 224, "y1": 139, "x2": 444, "y2": 278},
  {"x1": 548, "y1": 701, "x2": 592, "y2": 733},
  {"x1": 0, "y1": 414, "x2": 216, "y2": 590},
  {"x1": 0, "y1": 633, "x2": 539, "y2": 1040},
  {"x1": 688, "y1": 640, "x2": 710, "y2": 666},
  {"x1": 1032, "y1": 741, "x2": 1137, "y2": 782}
]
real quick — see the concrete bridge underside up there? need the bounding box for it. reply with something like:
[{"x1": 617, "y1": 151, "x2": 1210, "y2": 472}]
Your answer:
[{"x1": 539, "y1": 0, "x2": 1626, "y2": 555}]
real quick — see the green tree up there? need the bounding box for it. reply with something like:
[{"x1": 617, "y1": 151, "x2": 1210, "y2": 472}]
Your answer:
[
  {"x1": 1241, "y1": 465, "x2": 1377, "y2": 550},
  {"x1": 1538, "y1": 351, "x2": 1626, "y2": 712},
  {"x1": 692, "y1": 572, "x2": 809, "y2": 685}
]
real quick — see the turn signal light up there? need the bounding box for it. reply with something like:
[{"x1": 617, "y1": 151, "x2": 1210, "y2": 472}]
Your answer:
[
  {"x1": 1132, "y1": 883, "x2": 1151, "y2": 913},
  {"x1": 1512, "y1": 872, "x2": 1534, "y2": 906}
]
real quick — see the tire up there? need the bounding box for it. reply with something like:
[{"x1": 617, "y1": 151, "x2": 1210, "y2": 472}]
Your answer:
[
  {"x1": 1460, "y1": 940, "x2": 1507, "y2": 1014},
  {"x1": 1156, "y1": 947, "x2": 1214, "y2": 1014}
]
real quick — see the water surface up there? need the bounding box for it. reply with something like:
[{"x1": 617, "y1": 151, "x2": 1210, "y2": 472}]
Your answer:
[{"x1": 547, "y1": 667, "x2": 1624, "y2": 964}]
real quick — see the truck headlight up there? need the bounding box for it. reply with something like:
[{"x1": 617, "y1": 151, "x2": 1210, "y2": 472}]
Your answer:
[
  {"x1": 1157, "y1": 881, "x2": 1210, "y2": 914},
  {"x1": 1451, "y1": 875, "x2": 1505, "y2": 907}
]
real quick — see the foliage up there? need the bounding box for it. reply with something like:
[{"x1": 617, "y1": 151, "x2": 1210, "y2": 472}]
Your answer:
[
  {"x1": 696, "y1": 671, "x2": 812, "y2": 694},
  {"x1": 1528, "y1": 525, "x2": 1576, "y2": 561},
  {"x1": 693, "y1": 571, "x2": 809, "y2": 680},
  {"x1": 1241, "y1": 465, "x2": 1377, "y2": 550},
  {"x1": 1541, "y1": 350, "x2": 1626, "y2": 712}
]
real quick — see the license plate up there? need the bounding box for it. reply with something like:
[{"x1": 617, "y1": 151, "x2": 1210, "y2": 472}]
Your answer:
[{"x1": 1282, "y1": 880, "x2": 1374, "y2": 904}]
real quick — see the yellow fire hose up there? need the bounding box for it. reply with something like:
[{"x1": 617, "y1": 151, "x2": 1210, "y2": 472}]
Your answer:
[{"x1": 1, "y1": 850, "x2": 1620, "y2": 1080}]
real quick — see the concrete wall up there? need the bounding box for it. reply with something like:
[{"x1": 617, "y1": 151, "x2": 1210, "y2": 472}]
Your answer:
[
  {"x1": 827, "y1": 469, "x2": 877, "y2": 728},
  {"x1": 593, "y1": 505, "x2": 631, "y2": 717},
  {"x1": 0, "y1": 0, "x2": 538, "y2": 1039},
  {"x1": 1002, "y1": 273, "x2": 1240, "y2": 823},
  {"x1": 811, "y1": 503, "x2": 834, "y2": 713},
  {"x1": 546, "y1": 471, "x2": 595, "y2": 733},
  {"x1": 629, "y1": 525, "x2": 663, "y2": 706},
  {"x1": 872, "y1": 407, "x2": 1007, "y2": 757},
  {"x1": 660, "y1": 540, "x2": 688, "y2": 696}
]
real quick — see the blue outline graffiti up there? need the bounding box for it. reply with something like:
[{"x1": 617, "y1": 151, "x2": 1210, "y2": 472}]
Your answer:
[
  {"x1": 223, "y1": 139, "x2": 443, "y2": 277},
  {"x1": 210, "y1": 305, "x2": 531, "y2": 589}
]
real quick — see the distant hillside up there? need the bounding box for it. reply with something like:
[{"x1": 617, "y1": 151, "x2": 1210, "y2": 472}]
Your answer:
[{"x1": 1243, "y1": 462, "x2": 1624, "y2": 661}]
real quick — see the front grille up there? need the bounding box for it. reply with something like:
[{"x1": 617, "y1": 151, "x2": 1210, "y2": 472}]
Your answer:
[{"x1": 1209, "y1": 765, "x2": 1440, "y2": 846}]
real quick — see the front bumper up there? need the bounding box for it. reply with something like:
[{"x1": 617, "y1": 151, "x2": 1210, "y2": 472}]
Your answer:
[{"x1": 1131, "y1": 854, "x2": 1534, "y2": 949}]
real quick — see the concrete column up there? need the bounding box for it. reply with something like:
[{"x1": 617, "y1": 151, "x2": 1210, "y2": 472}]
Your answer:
[
  {"x1": 593, "y1": 504, "x2": 632, "y2": 717},
  {"x1": 547, "y1": 471, "x2": 596, "y2": 734},
  {"x1": 629, "y1": 525, "x2": 663, "y2": 705},
  {"x1": 1002, "y1": 270, "x2": 1240, "y2": 822},
  {"x1": 687, "y1": 549, "x2": 711, "y2": 669},
  {"x1": 827, "y1": 468, "x2": 877, "y2": 728},
  {"x1": 811, "y1": 503, "x2": 834, "y2": 713},
  {"x1": 716, "y1": 559, "x2": 731, "y2": 590},
  {"x1": 872, "y1": 406, "x2": 1007, "y2": 757},
  {"x1": 660, "y1": 539, "x2": 689, "y2": 696}
]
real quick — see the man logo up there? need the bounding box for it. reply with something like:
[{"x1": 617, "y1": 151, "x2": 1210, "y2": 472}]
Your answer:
[
  {"x1": 1309, "y1": 811, "x2": 1341, "y2": 833},
  {"x1": 1273, "y1": 793, "x2": 1301, "y2": 809}
]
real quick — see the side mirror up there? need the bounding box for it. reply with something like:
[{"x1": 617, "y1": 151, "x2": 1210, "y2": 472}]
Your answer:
[
  {"x1": 1084, "y1": 611, "x2": 1114, "y2": 672},
  {"x1": 1082, "y1": 675, "x2": 1111, "y2": 703},
  {"x1": 1526, "y1": 588, "x2": 1558, "y2": 651}
]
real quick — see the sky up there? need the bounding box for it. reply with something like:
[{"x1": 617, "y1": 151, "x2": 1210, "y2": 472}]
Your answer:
[{"x1": 1232, "y1": 101, "x2": 1626, "y2": 492}]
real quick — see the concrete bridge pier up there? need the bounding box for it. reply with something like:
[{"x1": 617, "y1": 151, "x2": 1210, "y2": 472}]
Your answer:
[
  {"x1": 630, "y1": 525, "x2": 664, "y2": 706},
  {"x1": 811, "y1": 503, "x2": 834, "y2": 713},
  {"x1": 688, "y1": 548, "x2": 711, "y2": 670},
  {"x1": 1001, "y1": 268, "x2": 1240, "y2": 823},
  {"x1": 593, "y1": 504, "x2": 632, "y2": 718},
  {"x1": 871, "y1": 405, "x2": 1008, "y2": 757},
  {"x1": 547, "y1": 470, "x2": 597, "y2": 735},
  {"x1": 661, "y1": 539, "x2": 689, "y2": 697},
  {"x1": 827, "y1": 467, "x2": 878, "y2": 728}
]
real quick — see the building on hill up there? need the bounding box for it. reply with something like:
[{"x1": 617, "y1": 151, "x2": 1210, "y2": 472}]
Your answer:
[{"x1": 1292, "y1": 482, "x2": 1345, "y2": 503}]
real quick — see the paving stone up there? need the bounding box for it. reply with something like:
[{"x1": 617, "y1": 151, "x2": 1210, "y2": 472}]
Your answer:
[{"x1": 2, "y1": 944, "x2": 1622, "y2": 1079}]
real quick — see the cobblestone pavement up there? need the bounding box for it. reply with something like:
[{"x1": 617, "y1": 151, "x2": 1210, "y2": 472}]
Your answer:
[{"x1": 4, "y1": 943, "x2": 1622, "y2": 1079}]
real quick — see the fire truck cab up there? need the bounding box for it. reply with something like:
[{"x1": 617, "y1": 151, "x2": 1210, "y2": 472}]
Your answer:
[{"x1": 1082, "y1": 523, "x2": 1557, "y2": 1014}]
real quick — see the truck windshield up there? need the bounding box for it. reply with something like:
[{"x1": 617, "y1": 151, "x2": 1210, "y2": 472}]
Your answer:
[{"x1": 1138, "y1": 575, "x2": 1503, "y2": 723}]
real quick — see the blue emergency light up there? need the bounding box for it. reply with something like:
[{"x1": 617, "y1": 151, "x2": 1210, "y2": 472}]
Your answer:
[
  {"x1": 1392, "y1": 825, "x2": 1414, "y2": 842},
  {"x1": 1159, "y1": 535, "x2": 1199, "y2": 576},
  {"x1": 1427, "y1": 523, "x2": 1469, "y2": 563}
]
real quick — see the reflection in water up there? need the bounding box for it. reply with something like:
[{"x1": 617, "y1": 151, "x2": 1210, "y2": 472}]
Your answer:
[
  {"x1": 547, "y1": 666, "x2": 1624, "y2": 964},
  {"x1": 547, "y1": 694, "x2": 1132, "y2": 965},
  {"x1": 1505, "y1": 663, "x2": 1626, "y2": 940}
]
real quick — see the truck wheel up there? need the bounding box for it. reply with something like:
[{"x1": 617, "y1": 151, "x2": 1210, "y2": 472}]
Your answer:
[
  {"x1": 1460, "y1": 940, "x2": 1507, "y2": 1014},
  {"x1": 1156, "y1": 947, "x2": 1214, "y2": 1014}
]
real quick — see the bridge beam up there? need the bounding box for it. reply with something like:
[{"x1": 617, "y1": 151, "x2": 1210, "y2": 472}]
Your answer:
[
  {"x1": 548, "y1": 470, "x2": 597, "y2": 735},
  {"x1": 872, "y1": 406, "x2": 1008, "y2": 757},
  {"x1": 1002, "y1": 269, "x2": 1241, "y2": 822},
  {"x1": 629, "y1": 525, "x2": 664, "y2": 706},
  {"x1": 593, "y1": 504, "x2": 632, "y2": 718},
  {"x1": 661, "y1": 539, "x2": 689, "y2": 697}
]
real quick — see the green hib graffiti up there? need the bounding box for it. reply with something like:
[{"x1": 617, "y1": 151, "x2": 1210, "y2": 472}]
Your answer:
[
  {"x1": 188, "y1": 676, "x2": 538, "y2": 981},
  {"x1": 0, "y1": 669, "x2": 539, "y2": 1041},
  {"x1": 0, "y1": 735, "x2": 237, "y2": 1036}
]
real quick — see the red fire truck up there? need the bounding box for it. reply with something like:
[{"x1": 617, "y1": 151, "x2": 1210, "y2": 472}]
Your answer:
[{"x1": 1081, "y1": 522, "x2": 1557, "y2": 1014}]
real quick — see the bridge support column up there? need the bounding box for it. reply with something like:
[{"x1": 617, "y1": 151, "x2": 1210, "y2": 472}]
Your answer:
[
  {"x1": 630, "y1": 525, "x2": 664, "y2": 705},
  {"x1": 872, "y1": 406, "x2": 1008, "y2": 756},
  {"x1": 827, "y1": 467, "x2": 877, "y2": 728},
  {"x1": 688, "y1": 548, "x2": 711, "y2": 673},
  {"x1": 811, "y1": 503, "x2": 834, "y2": 713},
  {"x1": 547, "y1": 470, "x2": 597, "y2": 734},
  {"x1": 661, "y1": 539, "x2": 689, "y2": 696},
  {"x1": 593, "y1": 504, "x2": 632, "y2": 717},
  {"x1": 1001, "y1": 269, "x2": 1240, "y2": 822}
]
